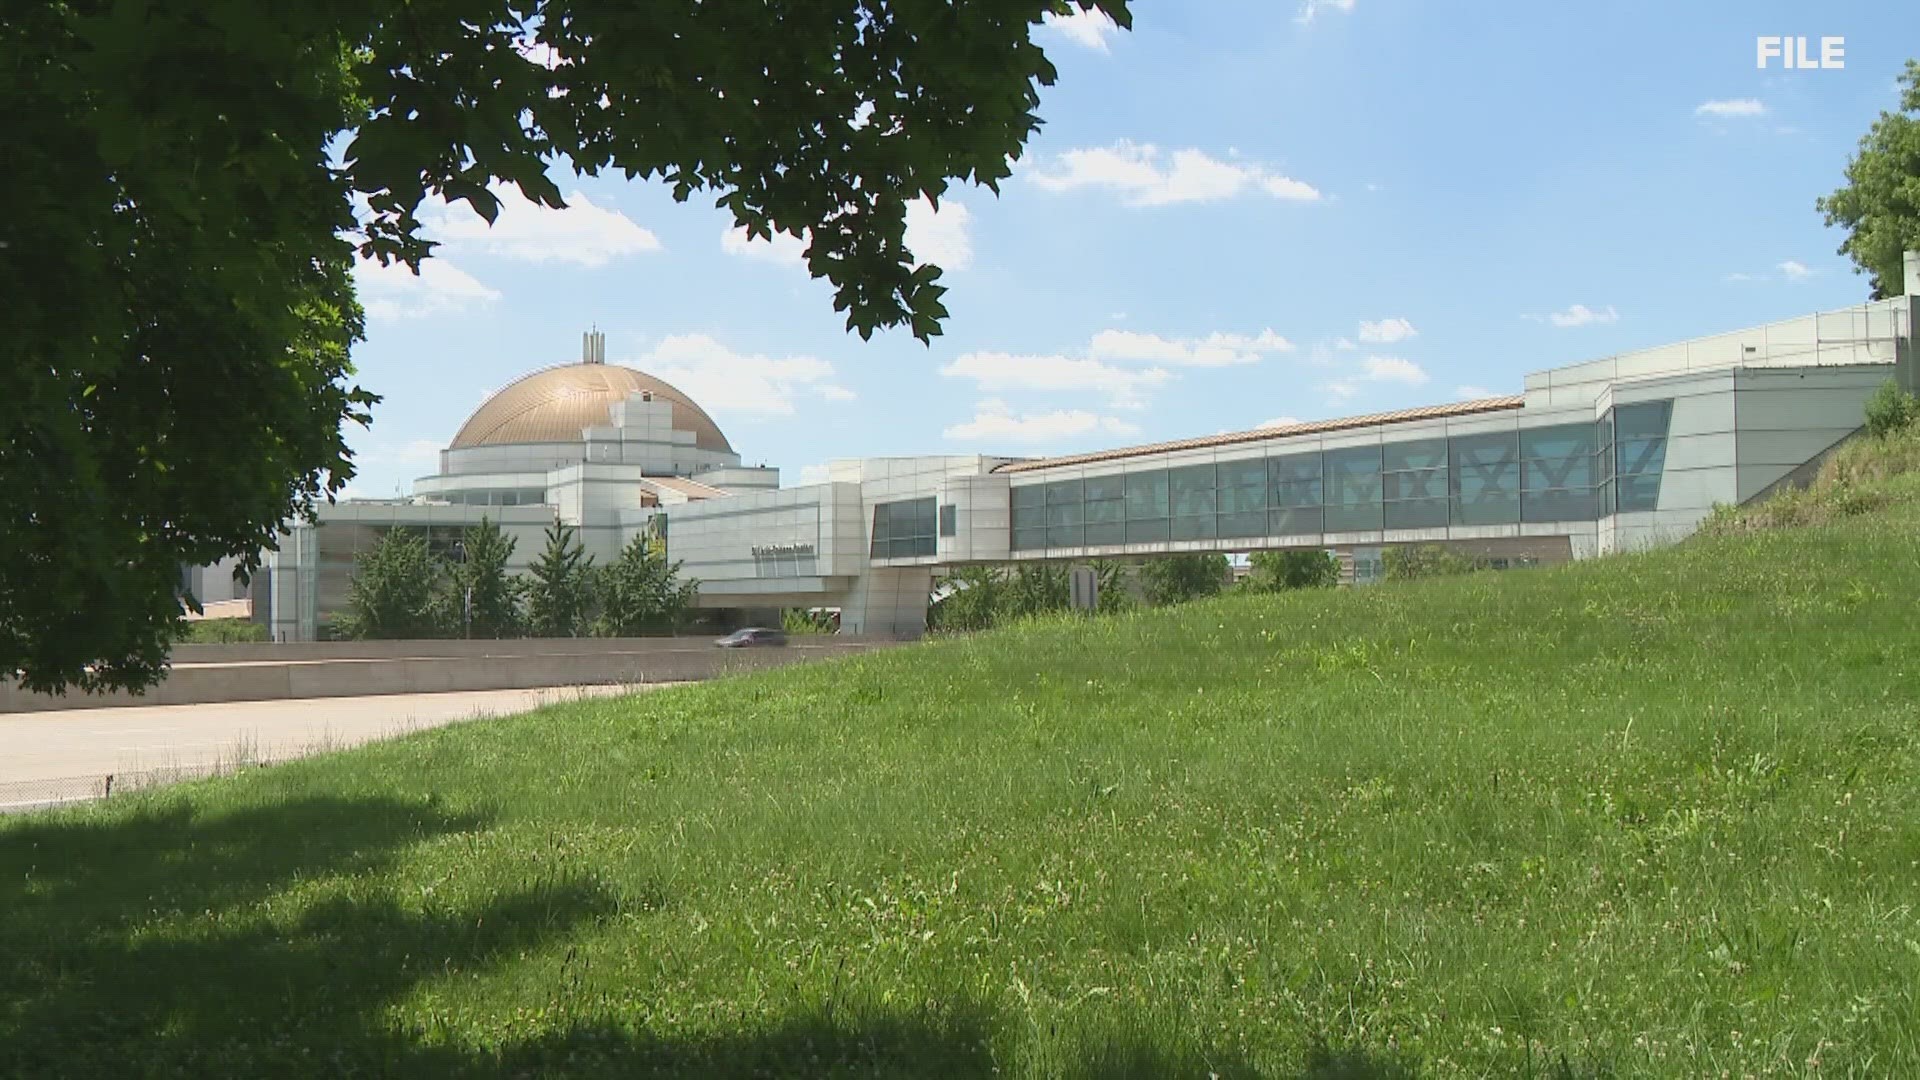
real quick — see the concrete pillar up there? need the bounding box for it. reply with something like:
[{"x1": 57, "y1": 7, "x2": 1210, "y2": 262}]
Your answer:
[{"x1": 840, "y1": 567, "x2": 932, "y2": 639}]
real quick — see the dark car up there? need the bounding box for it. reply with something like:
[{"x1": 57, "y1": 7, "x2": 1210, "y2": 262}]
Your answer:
[{"x1": 714, "y1": 627, "x2": 788, "y2": 648}]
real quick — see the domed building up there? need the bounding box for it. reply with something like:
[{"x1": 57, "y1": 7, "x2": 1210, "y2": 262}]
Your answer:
[
  {"x1": 246, "y1": 282, "x2": 1919, "y2": 647},
  {"x1": 408, "y1": 332, "x2": 778, "y2": 562},
  {"x1": 256, "y1": 332, "x2": 789, "y2": 641}
]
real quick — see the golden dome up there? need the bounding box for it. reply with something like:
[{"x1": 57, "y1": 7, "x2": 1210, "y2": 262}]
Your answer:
[{"x1": 450, "y1": 363, "x2": 733, "y2": 454}]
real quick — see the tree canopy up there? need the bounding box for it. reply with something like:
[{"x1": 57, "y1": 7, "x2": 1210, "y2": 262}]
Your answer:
[
  {"x1": 1818, "y1": 59, "x2": 1920, "y2": 297},
  {"x1": 1, "y1": 0, "x2": 1129, "y2": 692}
]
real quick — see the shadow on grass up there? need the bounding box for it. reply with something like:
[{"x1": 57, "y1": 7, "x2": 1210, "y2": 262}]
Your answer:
[{"x1": 0, "y1": 795, "x2": 1430, "y2": 1077}]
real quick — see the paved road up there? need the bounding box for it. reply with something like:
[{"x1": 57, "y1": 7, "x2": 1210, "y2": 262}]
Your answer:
[{"x1": 0, "y1": 684, "x2": 663, "y2": 796}]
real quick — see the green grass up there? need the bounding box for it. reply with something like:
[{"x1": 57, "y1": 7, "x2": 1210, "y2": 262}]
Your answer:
[{"x1": 7, "y1": 447, "x2": 1920, "y2": 1076}]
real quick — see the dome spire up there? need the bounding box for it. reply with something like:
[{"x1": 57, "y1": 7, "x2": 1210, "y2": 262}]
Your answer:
[{"x1": 582, "y1": 327, "x2": 606, "y2": 365}]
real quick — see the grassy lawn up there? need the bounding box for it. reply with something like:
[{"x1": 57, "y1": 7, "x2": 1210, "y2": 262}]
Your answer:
[{"x1": 6, "y1": 476, "x2": 1920, "y2": 1075}]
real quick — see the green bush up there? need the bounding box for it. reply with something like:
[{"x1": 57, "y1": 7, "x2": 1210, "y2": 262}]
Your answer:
[
  {"x1": 781, "y1": 609, "x2": 836, "y2": 635},
  {"x1": 1383, "y1": 544, "x2": 1479, "y2": 581},
  {"x1": 337, "y1": 528, "x2": 445, "y2": 640},
  {"x1": 1864, "y1": 377, "x2": 1918, "y2": 439},
  {"x1": 1140, "y1": 553, "x2": 1229, "y2": 606},
  {"x1": 1240, "y1": 549, "x2": 1340, "y2": 593},
  {"x1": 174, "y1": 617, "x2": 268, "y2": 644},
  {"x1": 592, "y1": 535, "x2": 699, "y2": 637}
]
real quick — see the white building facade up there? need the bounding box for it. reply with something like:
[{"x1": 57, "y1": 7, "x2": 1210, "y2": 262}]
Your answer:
[{"x1": 253, "y1": 281, "x2": 1917, "y2": 642}]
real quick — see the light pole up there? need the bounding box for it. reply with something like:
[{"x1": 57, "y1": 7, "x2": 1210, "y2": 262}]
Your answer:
[{"x1": 450, "y1": 540, "x2": 472, "y2": 639}]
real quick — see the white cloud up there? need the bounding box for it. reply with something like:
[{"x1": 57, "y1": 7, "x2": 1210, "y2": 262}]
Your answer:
[
  {"x1": 721, "y1": 225, "x2": 807, "y2": 266},
  {"x1": 1088, "y1": 328, "x2": 1292, "y2": 367},
  {"x1": 1296, "y1": 0, "x2": 1355, "y2": 24},
  {"x1": 1258, "y1": 416, "x2": 1304, "y2": 429},
  {"x1": 1360, "y1": 356, "x2": 1428, "y2": 385},
  {"x1": 1695, "y1": 98, "x2": 1766, "y2": 118},
  {"x1": 1031, "y1": 141, "x2": 1321, "y2": 206},
  {"x1": 1778, "y1": 259, "x2": 1815, "y2": 282},
  {"x1": 722, "y1": 197, "x2": 972, "y2": 270},
  {"x1": 353, "y1": 257, "x2": 501, "y2": 320},
  {"x1": 1455, "y1": 385, "x2": 1498, "y2": 400},
  {"x1": 904, "y1": 199, "x2": 973, "y2": 270},
  {"x1": 1724, "y1": 271, "x2": 1760, "y2": 283},
  {"x1": 1357, "y1": 317, "x2": 1417, "y2": 345},
  {"x1": 818, "y1": 385, "x2": 857, "y2": 402},
  {"x1": 1322, "y1": 355, "x2": 1428, "y2": 401},
  {"x1": 1041, "y1": 6, "x2": 1122, "y2": 52},
  {"x1": 355, "y1": 439, "x2": 443, "y2": 469},
  {"x1": 624, "y1": 334, "x2": 836, "y2": 416},
  {"x1": 1545, "y1": 303, "x2": 1619, "y2": 328},
  {"x1": 940, "y1": 351, "x2": 1171, "y2": 410},
  {"x1": 944, "y1": 399, "x2": 1141, "y2": 442},
  {"x1": 1333, "y1": 336, "x2": 1357, "y2": 351},
  {"x1": 427, "y1": 184, "x2": 661, "y2": 266}
]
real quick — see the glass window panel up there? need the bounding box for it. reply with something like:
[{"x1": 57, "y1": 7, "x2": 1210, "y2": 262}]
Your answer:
[
  {"x1": 1324, "y1": 446, "x2": 1383, "y2": 532},
  {"x1": 1047, "y1": 525, "x2": 1083, "y2": 548},
  {"x1": 1125, "y1": 471, "x2": 1169, "y2": 520},
  {"x1": 1616, "y1": 439, "x2": 1668, "y2": 512},
  {"x1": 1013, "y1": 527, "x2": 1047, "y2": 552},
  {"x1": 1126, "y1": 517, "x2": 1170, "y2": 544},
  {"x1": 1046, "y1": 500, "x2": 1084, "y2": 527},
  {"x1": 1450, "y1": 431, "x2": 1520, "y2": 526},
  {"x1": 1084, "y1": 475, "x2": 1125, "y2": 502},
  {"x1": 1383, "y1": 438, "x2": 1448, "y2": 507},
  {"x1": 1011, "y1": 503, "x2": 1045, "y2": 533},
  {"x1": 1218, "y1": 458, "x2": 1267, "y2": 492},
  {"x1": 1168, "y1": 465, "x2": 1217, "y2": 518},
  {"x1": 1011, "y1": 484, "x2": 1045, "y2": 509},
  {"x1": 1047, "y1": 479, "x2": 1084, "y2": 505},
  {"x1": 1385, "y1": 497, "x2": 1449, "y2": 530},
  {"x1": 1083, "y1": 521, "x2": 1127, "y2": 546},
  {"x1": 1270, "y1": 506, "x2": 1324, "y2": 535},
  {"x1": 1218, "y1": 458, "x2": 1268, "y2": 515},
  {"x1": 1085, "y1": 498, "x2": 1125, "y2": 525},
  {"x1": 1614, "y1": 400, "x2": 1673, "y2": 442},
  {"x1": 1218, "y1": 510, "x2": 1269, "y2": 539},
  {"x1": 938, "y1": 504, "x2": 957, "y2": 537},
  {"x1": 1521, "y1": 424, "x2": 1598, "y2": 522},
  {"x1": 1269, "y1": 453, "x2": 1323, "y2": 510},
  {"x1": 1171, "y1": 513, "x2": 1217, "y2": 541}
]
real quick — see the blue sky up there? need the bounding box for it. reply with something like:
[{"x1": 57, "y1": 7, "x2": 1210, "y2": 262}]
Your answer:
[{"x1": 342, "y1": 0, "x2": 1920, "y2": 497}]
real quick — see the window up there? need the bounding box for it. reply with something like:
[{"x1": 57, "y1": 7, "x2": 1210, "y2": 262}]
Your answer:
[
  {"x1": 1323, "y1": 446, "x2": 1383, "y2": 533},
  {"x1": 1046, "y1": 479, "x2": 1085, "y2": 548},
  {"x1": 871, "y1": 497, "x2": 937, "y2": 559},
  {"x1": 1011, "y1": 484, "x2": 1046, "y2": 551},
  {"x1": 1450, "y1": 432, "x2": 1520, "y2": 526},
  {"x1": 1612, "y1": 401, "x2": 1673, "y2": 512},
  {"x1": 1168, "y1": 464, "x2": 1217, "y2": 541},
  {"x1": 938, "y1": 504, "x2": 957, "y2": 538},
  {"x1": 1383, "y1": 438, "x2": 1449, "y2": 530},
  {"x1": 1000, "y1": 398, "x2": 1673, "y2": 550},
  {"x1": 1521, "y1": 423, "x2": 1598, "y2": 522},
  {"x1": 1268, "y1": 453, "x2": 1324, "y2": 535},
  {"x1": 1124, "y1": 471, "x2": 1170, "y2": 543},
  {"x1": 1083, "y1": 475, "x2": 1127, "y2": 546},
  {"x1": 1216, "y1": 458, "x2": 1269, "y2": 538}
]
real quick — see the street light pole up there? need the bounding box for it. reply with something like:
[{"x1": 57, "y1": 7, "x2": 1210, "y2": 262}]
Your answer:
[{"x1": 451, "y1": 540, "x2": 472, "y2": 639}]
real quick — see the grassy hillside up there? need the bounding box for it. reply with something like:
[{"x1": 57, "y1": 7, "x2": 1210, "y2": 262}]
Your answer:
[{"x1": 6, "y1": 437, "x2": 1920, "y2": 1077}]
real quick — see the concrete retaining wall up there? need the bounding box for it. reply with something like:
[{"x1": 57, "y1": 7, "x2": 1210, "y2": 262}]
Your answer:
[{"x1": 2, "y1": 639, "x2": 892, "y2": 714}]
